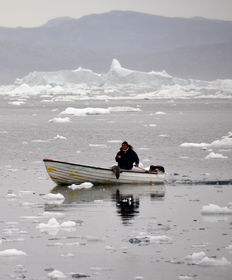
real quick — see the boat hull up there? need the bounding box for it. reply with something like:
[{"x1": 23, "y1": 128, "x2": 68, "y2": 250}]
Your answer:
[{"x1": 43, "y1": 159, "x2": 165, "y2": 185}]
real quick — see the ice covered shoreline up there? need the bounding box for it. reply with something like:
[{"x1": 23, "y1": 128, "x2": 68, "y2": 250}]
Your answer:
[{"x1": 0, "y1": 59, "x2": 232, "y2": 101}]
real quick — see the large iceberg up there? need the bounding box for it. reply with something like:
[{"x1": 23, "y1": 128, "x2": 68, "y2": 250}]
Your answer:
[
  {"x1": 17, "y1": 59, "x2": 175, "y2": 87},
  {"x1": 1, "y1": 59, "x2": 232, "y2": 100}
]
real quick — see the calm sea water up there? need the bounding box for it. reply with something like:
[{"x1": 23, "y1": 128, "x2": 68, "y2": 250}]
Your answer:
[{"x1": 0, "y1": 98, "x2": 232, "y2": 279}]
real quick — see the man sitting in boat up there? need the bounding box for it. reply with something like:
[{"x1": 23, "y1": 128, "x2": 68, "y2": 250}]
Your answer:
[{"x1": 115, "y1": 141, "x2": 139, "y2": 170}]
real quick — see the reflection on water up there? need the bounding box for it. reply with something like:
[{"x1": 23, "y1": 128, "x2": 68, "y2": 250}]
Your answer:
[
  {"x1": 50, "y1": 184, "x2": 166, "y2": 223},
  {"x1": 51, "y1": 184, "x2": 165, "y2": 202},
  {"x1": 113, "y1": 190, "x2": 140, "y2": 224}
]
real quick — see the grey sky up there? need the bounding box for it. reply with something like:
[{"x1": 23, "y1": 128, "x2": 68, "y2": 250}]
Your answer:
[{"x1": 0, "y1": 0, "x2": 232, "y2": 27}]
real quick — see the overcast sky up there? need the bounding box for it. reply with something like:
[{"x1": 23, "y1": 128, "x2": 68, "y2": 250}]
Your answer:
[{"x1": 0, "y1": 0, "x2": 231, "y2": 27}]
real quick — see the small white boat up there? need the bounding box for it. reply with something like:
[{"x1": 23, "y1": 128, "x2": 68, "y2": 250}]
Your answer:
[{"x1": 43, "y1": 158, "x2": 165, "y2": 185}]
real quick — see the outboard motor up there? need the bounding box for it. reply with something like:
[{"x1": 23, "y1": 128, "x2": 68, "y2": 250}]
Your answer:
[{"x1": 149, "y1": 165, "x2": 165, "y2": 173}]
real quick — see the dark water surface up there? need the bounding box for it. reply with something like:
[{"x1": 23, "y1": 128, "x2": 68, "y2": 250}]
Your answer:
[{"x1": 0, "y1": 98, "x2": 232, "y2": 279}]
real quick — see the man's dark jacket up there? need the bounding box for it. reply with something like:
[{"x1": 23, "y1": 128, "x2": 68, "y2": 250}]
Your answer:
[{"x1": 115, "y1": 148, "x2": 139, "y2": 170}]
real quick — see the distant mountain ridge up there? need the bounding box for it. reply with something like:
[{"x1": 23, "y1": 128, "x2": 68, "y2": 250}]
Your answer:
[{"x1": 0, "y1": 10, "x2": 232, "y2": 84}]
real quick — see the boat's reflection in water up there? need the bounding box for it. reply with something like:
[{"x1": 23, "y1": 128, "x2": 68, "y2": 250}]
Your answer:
[
  {"x1": 50, "y1": 183, "x2": 165, "y2": 223},
  {"x1": 112, "y1": 190, "x2": 140, "y2": 223}
]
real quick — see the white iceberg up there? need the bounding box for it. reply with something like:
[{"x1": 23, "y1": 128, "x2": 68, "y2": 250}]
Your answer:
[
  {"x1": 68, "y1": 182, "x2": 93, "y2": 190},
  {"x1": 43, "y1": 193, "x2": 65, "y2": 202},
  {"x1": 49, "y1": 117, "x2": 71, "y2": 123},
  {"x1": 1, "y1": 59, "x2": 232, "y2": 100},
  {"x1": 60, "y1": 107, "x2": 110, "y2": 116},
  {"x1": 205, "y1": 152, "x2": 228, "y2": 159},
  {"x1": 210, "y1": 132, "x2": 232, "y2": 147},
  {"x1": 48, "y1": 270, "x2": 66, "y2": 279},
  {"x1": 0, "y1": 249, "x2": 27, "y2": 256},
  {"x1": 36, "y1": 217, "x2": 77, "y2": 235},
  {"x1": 201, "y1": 203, "x2": 232, "y2": 215},
  {"x1": 185, "y1": 251, "x2": 231, "y2": 266}
]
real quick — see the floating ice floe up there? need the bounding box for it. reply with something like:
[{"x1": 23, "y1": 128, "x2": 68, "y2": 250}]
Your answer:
[
  {"x1": 32, "y1": 134, "x2": 67, "y2": 143},
  {"x1": 201, "y1": 203, "x2": 232, "y2": 215},
  {"x1": 180, "y1": 142, "x2": 209, "y2": 148},
  {"x1": 49, "y1": 117, "x2": 71, "y2": 123},
  {"x1": 0, "y1": 249, "x2": 27, "y2": 256},
  {"x1": 53, "y1": 134, "x2": 67, "y2": 140},
  {"x1": 8, "y1": 101, "x2": 25, "y2": 106},
  {"x1": 48, "y1": 270, "x2": 66, "y2": 279},
  {"x1": 155, "y1": 111, "x2": 166, "y2": 115},
  {"x1": 2, "y1": 59, "x2": 232, "y2": 101},
  {"x1": 68, "y1": 182, "x2": 93, "y2": 190},
  {"x1": 105, "y1": 245, "x2": 116, "y2": 251},
  {"x1": 89, "y1": 143, "x2": 107, "y2": 148},
  {"x1": 226, "y1": 245, "x2": 232, "y2": 250},
  {"x1": 178, "y1": 276, "x2": 196, "y2": 280},
  {"x1": 36, "y1": 217, "x2": 76, "y2": 235},
  {"x1": 90, "y1": 267, "x2": 112, "y2": 272},
  {"x1": 108, "y1": 106, "x2": 141, "y2": 112},
  {"x1": 61, "y1": 107, "x2": 110, "y2": 116},
  {"x1": 43, "y1": 193, "x2": 65, "y2": 203},
  {"x1": 180, "y1": 132, "x2": 232, "y2": 149},
  {"x1": 107, "y1": 139, "x2": 122, "y2": 143},
  {"x1": 205, "y1": 152, "x2": 228, "y2": 159},
  {"x1": 211, "y1": 131, "x2": 232, "y2": 147},
  {"x1": 185, "y1": 251, "x2": 231, "y2": 266},
  {"x1": 129, "y1": 232, "x2": 171, "y2": 244},
  {"x1": 60, "y1": 106, "x2": 140, "y2": 117}
]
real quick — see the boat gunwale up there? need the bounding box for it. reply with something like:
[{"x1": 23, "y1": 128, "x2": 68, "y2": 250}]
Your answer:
[{"x1": 43, "y1": 158, "x2": 164, "y2": 176}]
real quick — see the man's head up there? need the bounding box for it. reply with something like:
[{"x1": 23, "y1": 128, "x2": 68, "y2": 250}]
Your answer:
[{"x1": 121, "y1": 141, "x2": 129, "y2": 151}]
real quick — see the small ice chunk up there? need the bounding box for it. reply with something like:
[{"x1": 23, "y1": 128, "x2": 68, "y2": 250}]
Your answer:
[
  {"x1": 0, "y1": 249, "x2": 27, "y2": 256},
  {"x1": 37, "y1": 217, "x2": 60, "y2": 229},
  {"x1": 129, "y1": 233, "x2": 171, "y2": 244},
  {"x1": 155, "y1": 111, "x2": 166, "y2": 115},
  {"x1": 180, "y1": 142, "x2": 209, "y2": 148},
  {"x1": 185, "y1": 251, "x2": 231, "y2": 266},
  {"x1": 60, "y1": 221, "x2": 76, "y2": 228},
  {"x1": 48, "y1": 270, "x2": 66, "y2": 279},
  {"x1": 53, "y1": 134, "x2": 67, "y2": 140},
  {"x1": 205, "y1": 152, "x2": 227, "y2": 159},
  {"x1": 211, "y1": 132, "x2": 232, "y2": 147},
  {"x1": 60, "y1": 107, "x2": 110, "y2": 116},
  {"x1": 49, "y1": 117, "x2": 71, "y2": 123},
  {"x1": 109, "y1": 106, "x2": 141, "y2": 112},
  {"x1": 201, "y1": 203, "x2": 232, "y2": 215},
  {"x1": 43, "y1": 193, "x2": 65, "y2": 201},
  {"x1": 105, "y1": 245, "x2": 116, "y2": 251},
  {"x1": 68, "y1": 182, "x2": 93, "y2": 190}
]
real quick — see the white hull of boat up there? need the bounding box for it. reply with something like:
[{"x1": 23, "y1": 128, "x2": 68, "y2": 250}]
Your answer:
[{"x1": 43, "y1": 159, "x2": 165, "y2": 185}]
